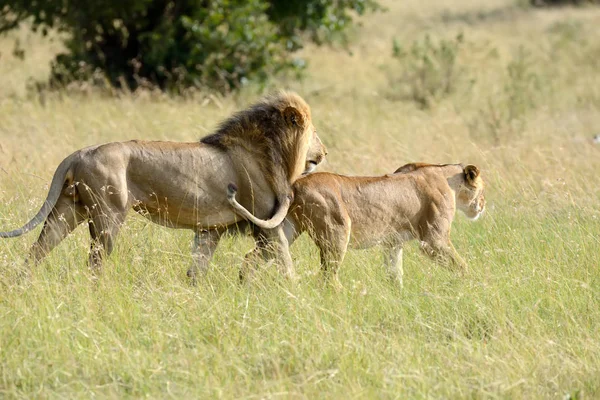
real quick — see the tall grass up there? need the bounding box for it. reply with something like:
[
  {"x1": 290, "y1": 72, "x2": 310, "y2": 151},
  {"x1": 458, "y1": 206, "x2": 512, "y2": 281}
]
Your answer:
[{"x1": 1, "y1": 0, "x2": 600, "y2": 397}]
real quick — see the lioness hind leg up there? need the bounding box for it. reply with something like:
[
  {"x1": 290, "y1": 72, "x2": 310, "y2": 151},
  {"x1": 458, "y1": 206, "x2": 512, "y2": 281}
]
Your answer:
[
  {"x1": 318, "y1": 248, "x2": 345, "y2": 291},
  {"x1": 28, "y1": 196, "x2": 87, "y2": 265},
  {"x1": 88, "y1": 211, "x2": 126, "y2": 272},
  {"x1": 187, "y1": 229, "x2": 221, "y2": 284},
  {"x1": 315, "y1": 225, "x2": 350, "y2": 292}
]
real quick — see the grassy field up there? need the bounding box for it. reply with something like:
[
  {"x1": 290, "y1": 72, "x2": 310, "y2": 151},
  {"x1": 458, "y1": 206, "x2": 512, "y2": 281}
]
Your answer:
[{"x1": 2, "y1": 0, "x2": 600, "y2": 398}]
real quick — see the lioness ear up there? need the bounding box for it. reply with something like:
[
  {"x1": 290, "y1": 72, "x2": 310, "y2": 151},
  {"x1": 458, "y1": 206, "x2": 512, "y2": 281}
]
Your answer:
[
  {"x1": 394, "y1": 163, "x2": 419, "y2": 174},
  {"x1": 283, "y1": 106, "x2": 304, "y2": 128},
  {"x1": 464, "y1": 164, "x2": 480, "y2": 184}
]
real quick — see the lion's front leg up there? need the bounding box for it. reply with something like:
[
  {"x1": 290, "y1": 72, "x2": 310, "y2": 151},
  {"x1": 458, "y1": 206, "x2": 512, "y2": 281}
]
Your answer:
[
  {"x1": 187, "y1": 229, "x2": 221, "y2": 284},
  {"x1": 88, "y1": 210, "x2": 127, "y2": 274},
  {"x1": 243, "y1": 225, "x2": 296, "y2": 282},
  {"x1": 420, "y1": 238, "x2": 468, "y2": 274},
  {"x1": 446, "y1": 241, "x2": 468, "y2": 272},
  {"x1": 239, "y1": 235, "x2": 274, "y2": 284},
  {"x1": 269, "y1": 225, "x2": 296, "y2": 281}
]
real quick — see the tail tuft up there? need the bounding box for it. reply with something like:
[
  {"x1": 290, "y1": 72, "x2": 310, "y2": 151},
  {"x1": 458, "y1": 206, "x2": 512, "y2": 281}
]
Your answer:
[{"x1": 227, "y1": 183, "x2": 238, "y2": 199}]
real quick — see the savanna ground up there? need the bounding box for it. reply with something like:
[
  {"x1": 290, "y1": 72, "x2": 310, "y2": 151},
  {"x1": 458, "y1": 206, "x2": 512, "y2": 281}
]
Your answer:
[{"x1": 1, "y1": 0, "x2": 600, "y2": 398}]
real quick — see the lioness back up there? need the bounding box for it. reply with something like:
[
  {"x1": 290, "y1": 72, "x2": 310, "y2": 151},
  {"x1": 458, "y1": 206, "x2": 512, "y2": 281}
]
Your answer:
[{"x1": 290, "y1": 170, "x2": 452, "y2": 247}]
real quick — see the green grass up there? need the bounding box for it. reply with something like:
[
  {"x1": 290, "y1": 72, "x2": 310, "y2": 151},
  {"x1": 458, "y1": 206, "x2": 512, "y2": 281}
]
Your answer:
[
  {"x1": 2, "y1": 0, "x2": 600, "y2": 397},
  {"x1": 2, "y1": 211, "x2": 599, "y2": 397}
]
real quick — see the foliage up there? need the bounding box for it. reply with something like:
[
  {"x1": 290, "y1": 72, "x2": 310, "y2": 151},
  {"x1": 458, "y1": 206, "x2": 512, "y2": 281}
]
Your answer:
[
  {"x1": 390, "y1": 33, "x2": 465, "y2": 108},
  {"x1": 530, "y1": 0, "x2": 600, "y2": 5},
  {"x1": 468, "y1": 45, "x2": 542, "y2": 144},
  {"x1": 504, "y1": 46, "x2": 541, "y2": 121},
  {"x1": 0, "y1": 0, "x2": 380, "y2": 93},
  {"x1": 387, "y1": 33, "x2": 545, "y2": 143}
]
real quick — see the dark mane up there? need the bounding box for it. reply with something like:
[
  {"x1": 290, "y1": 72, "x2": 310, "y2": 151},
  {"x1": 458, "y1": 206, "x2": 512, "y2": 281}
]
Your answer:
[
  {"x1": 201, "y1": 98, "x2": 280, "y2": 150},
  {"x1": 200, "y1": 90, "x2": 313, "y2": 200}
]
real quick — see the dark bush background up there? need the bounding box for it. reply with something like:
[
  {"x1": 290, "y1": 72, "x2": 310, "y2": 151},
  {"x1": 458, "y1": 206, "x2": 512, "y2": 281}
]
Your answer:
[
  {"x1": 0, "y1": 0, "x2": 380, "y2": 93},
  {"x1": 530, "y1": 0, "x2": 600, "y2": 5}
]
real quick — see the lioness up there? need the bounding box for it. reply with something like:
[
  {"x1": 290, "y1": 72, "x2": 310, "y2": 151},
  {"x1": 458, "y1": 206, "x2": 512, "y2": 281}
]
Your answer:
[
  {"x1": 228, "y1": 163, "x2": 485, "y2": 288},
  {"x1": 0, "y1": 91, "x2": 327, "y2": 280}
]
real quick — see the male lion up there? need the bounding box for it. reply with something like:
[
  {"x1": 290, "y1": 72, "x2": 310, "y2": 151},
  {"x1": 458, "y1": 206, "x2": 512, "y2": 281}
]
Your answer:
[
  {"x1": 0, "y1": 91, "x2": 327, "y2": 280},
  {"x1": 228, "y1": 163, "x2": 485, "y2": 288}
]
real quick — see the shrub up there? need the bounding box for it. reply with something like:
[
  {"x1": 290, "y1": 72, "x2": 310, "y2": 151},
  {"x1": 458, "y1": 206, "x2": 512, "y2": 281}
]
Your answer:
[
  {"x1": 390, "y1": 33, "x2": 465, "y2": 108},
  {"x1": 0, "y1": 0, "x2": 380, "y2": 93},
  {"x1": 530, "y1": 0, "x2": 600, "y2": 5},
  {"x1": 470, "y1": 46, "x2": 541, "y2": 144}
]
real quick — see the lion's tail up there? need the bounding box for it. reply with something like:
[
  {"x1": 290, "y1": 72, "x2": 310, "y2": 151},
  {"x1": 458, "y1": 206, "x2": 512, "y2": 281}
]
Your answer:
[
  {"x1": 0, "y1": 154, "x2": 77, "y2": 238},
  {"x1": 226, "y1": 183, "x2": 291, "y2": 230}
]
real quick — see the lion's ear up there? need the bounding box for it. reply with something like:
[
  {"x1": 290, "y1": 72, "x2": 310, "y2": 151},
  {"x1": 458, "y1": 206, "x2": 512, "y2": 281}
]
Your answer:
[
  {"x1": 464, "y1": 164, "x2": 480, "y2": 185},
  {"x1": 283, "y1": 106, "x2": 304, "y2": 128}
]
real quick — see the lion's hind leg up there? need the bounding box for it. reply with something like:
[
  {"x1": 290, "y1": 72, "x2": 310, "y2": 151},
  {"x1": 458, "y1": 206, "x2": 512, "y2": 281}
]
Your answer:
[
  {"x1": 28, "y1": 195, "x2": 88, "y2": 265},
  {"x1": 88, "y1": 210, "x2": 127, "y2": 272},
  {"x1": 187, "y1": 229, "x2": 221, "y2": 284}
]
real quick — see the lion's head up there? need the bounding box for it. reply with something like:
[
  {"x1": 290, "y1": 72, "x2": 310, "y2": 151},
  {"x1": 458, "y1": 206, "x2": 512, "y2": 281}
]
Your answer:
[
  {"x1": 303, "y1": 128, "x2": 327, "y2": 175},
  {"x1": 202, "y1": 91, "x2": 326, "y2": 188},
  {"x1": 457, "y1": 165, "x2": 486, "y2": 220},
  {"x1": 269, "y1": 92, "x2": 327, "y2": 178}
]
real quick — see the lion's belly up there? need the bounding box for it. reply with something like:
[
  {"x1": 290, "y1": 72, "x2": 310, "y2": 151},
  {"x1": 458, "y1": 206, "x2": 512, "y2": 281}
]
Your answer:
[
  {"x1": 135, "y1": 203, "x2": 239, "y2": 230},
  {"x1": 125, "y1": 143, "x2": 242, "y2": 229},
  {"x1": 130, "y1": 181, "x2": 243, "y2": 230}
]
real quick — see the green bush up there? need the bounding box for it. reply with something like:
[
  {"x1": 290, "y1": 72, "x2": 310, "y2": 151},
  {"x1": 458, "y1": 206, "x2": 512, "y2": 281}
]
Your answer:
[
  {"x1": 469, "y1": 45, "x2": 542, "y2": 144},
  {"x1": 390, "y1": 33, "x2": 464, "y2": 108},
  {"x1": 530, "y1": 0, "x2": 600, "y2": 5},
  {"x1": 0, "y1": 0, "x2": 380, "y2": 93}
]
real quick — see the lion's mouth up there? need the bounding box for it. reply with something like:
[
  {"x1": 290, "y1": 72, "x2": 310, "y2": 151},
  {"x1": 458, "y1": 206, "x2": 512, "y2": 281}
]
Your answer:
[
  {"x1": 469, "y1": 204, "x2": 485, "y2": 221},
  {"x1": 303, "y1": 160, "x2": 319, "y2": 175}
]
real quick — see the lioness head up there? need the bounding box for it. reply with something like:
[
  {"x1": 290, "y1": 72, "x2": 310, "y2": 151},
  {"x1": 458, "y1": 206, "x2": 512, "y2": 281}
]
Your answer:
[{"x1": 457, "y1": 165, "x2": 486, "y2": 220}]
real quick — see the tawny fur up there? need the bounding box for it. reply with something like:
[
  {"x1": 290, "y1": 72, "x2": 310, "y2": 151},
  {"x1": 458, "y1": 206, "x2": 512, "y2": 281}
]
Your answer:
[
  {"x1": 0, "y1": 91, "x2": 327, "y2": 281},
  {"x1": 233, "y1": 163, "x2": 485, "y2": 288}
]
